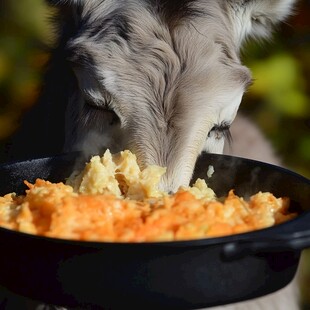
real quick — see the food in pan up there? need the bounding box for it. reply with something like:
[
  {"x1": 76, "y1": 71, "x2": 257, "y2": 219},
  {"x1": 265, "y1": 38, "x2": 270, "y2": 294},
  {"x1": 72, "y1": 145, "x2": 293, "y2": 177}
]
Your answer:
[{"x1": 0, "y1": 150, "x2": 296, "y2": 242}]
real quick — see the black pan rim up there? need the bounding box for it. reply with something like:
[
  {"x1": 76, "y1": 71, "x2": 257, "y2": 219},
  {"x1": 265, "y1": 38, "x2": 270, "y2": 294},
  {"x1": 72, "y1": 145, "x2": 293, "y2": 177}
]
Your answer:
[{"x1": 1, "y1": 151, "x2": 310, "y2": 183}]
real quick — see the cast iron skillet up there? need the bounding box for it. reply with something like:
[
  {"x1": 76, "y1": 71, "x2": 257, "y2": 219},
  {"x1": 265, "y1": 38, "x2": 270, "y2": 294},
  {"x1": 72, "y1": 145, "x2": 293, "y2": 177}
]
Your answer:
[{"x1": 0, "y1": 152, "x2": 309, "y2": 309}]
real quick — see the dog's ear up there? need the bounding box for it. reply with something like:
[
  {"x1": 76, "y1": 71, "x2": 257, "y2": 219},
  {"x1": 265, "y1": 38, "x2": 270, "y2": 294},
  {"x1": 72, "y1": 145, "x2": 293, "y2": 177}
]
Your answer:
[{"x1": 230, "y1": 0, "x2": 295, "y2": 44}]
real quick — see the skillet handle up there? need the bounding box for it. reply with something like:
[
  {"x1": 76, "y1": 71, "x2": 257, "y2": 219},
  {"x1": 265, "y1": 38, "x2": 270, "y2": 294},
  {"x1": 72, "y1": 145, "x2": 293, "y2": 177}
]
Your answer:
[{"x1": 222, "y1": 230, "x2": 310, "y2": 260}]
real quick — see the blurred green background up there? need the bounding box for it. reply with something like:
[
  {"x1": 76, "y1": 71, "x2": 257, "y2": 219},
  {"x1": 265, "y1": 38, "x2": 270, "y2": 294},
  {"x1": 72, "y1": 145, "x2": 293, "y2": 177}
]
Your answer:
[{"x1": 0, "y1": 0, "x2": 309, "y2": 308}]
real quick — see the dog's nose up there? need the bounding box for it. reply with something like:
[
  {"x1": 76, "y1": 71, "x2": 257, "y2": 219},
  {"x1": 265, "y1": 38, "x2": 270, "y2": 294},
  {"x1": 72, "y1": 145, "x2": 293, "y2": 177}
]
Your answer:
[{"x1": 158, "y1": 174, "x2": 182, "y2": 194}]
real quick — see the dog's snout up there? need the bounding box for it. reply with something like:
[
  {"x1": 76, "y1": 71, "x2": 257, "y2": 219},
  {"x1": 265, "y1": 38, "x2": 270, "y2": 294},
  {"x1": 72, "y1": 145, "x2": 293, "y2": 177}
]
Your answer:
[{"x1": 157, "y1": 166, "x2": 191, "y2": 194}]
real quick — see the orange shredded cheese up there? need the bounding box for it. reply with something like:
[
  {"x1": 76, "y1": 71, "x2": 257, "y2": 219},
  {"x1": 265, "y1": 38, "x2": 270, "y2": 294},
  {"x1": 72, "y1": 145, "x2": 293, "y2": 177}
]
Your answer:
[{"x1": 0, "y1": 179, "x2": 295, "y2": 242}]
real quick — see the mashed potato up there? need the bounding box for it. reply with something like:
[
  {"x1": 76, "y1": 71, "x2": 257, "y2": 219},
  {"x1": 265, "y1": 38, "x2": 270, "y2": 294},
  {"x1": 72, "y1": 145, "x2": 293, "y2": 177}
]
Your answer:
[
  {"x1": 0, "y1": 150, "x2": 296, "y2": 242},
  {"x1": 66, "y1": 150, "x2": 215, "y2": 201}
]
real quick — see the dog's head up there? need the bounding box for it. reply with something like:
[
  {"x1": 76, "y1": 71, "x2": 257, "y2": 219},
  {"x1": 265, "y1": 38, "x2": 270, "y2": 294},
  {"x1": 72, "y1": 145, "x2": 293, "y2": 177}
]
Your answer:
[{"x1": 48, "y1": 0, "x2": 295, "y2": 192}]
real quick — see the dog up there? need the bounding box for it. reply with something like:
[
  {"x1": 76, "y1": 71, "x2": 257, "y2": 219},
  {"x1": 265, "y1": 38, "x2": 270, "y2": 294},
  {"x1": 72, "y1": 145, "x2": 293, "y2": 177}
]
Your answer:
[{"x1": 3, "y1": 0, "x2": 300, "y2": 309}]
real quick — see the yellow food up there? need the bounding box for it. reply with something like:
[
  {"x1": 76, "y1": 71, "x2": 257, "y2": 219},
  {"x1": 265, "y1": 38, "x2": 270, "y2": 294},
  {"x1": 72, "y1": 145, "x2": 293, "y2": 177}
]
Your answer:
[
  {"x1": 0, "y1": 150, "x2": 296, "y2": 242},
  {"x1": 66, "y1": 150, "x2": 215, "y2": 201}
]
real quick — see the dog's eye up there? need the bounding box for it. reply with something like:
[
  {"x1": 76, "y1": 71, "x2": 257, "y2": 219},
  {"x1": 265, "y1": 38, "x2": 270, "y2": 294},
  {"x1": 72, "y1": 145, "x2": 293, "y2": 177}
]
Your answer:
[
  {"x1": 83, "y1": 90, "x2": 113, "y2": 109},
  {"x1": 81, "y1": 87, "x2": 120, "y2": 123},
  {"x1": 83, "y1": 97, "x2": 120, "y2": 126},
  {"x1": 208, "y1": 122, "x2": 232, "y2": 144},
  {"x1": 71, "y1": 64, "x2": 113, "y2": 109}
]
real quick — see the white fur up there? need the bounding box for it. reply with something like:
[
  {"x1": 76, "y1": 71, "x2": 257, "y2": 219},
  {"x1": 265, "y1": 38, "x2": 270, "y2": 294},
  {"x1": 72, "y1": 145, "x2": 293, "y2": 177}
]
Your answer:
[
  {"x1": 227, "y1": 0, "x2": 296, "y2": 46},
  {"x1": 204, "y1": 88, "x2": 244, "y2": 154}
]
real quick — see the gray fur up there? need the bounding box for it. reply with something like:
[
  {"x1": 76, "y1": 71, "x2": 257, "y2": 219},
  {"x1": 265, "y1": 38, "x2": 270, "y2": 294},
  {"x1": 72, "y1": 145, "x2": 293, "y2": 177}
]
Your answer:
[
  {"x1": 54, "y1": 0, "x2": 294, "y2": 192},
  {"x1": 3, "y1": 1, "x2": 298, "y2": 309}
]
